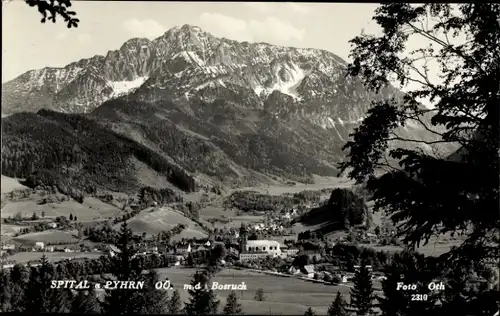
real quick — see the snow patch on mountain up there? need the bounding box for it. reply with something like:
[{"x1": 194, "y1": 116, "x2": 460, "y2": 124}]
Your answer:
[
  {"x1": 108, "y1": 76, "x2": 148, "y2": 97},
  {"x1": 253, "y1": 62, "x2": 306, "y2": 100}
]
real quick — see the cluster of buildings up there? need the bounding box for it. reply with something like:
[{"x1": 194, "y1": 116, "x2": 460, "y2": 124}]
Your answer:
[{"x1": 2, "y1": 241, "x2": 81, "y2": 254}]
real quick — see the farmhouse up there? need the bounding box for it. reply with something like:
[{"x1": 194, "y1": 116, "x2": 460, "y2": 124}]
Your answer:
[
  {"x1": 34, "y1": 241, "x2": 45, "y2": 250},
  {"x1": 18, "y1": 244, "x2": 35, "y2": 252},
  {"x1": 288, "y1": 266, "x2": 300, "y2": 275},
  {"x1": 107, "y1": 245, "x2": 121, "y2": 257},
  {"x1": 301, "y1": 264, "x2": 315, "y2": 278},
  {"x1": 176, "y1": 244, "x2": 191, "y2": 255},
  {"x1": 2, "y1": 244, "x2": 15, "y2": 250}
]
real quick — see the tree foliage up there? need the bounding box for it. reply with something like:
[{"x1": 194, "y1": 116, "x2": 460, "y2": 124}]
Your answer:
[
  {"x1": 340, "y1": 3, "x2": 499, "y2": 267},
  {"x1": 167, "y1": 289, "x2": 182, "y2": 314},
  {"x1": 350, "y1": 260, "x2": 375, "y2": 315},
  {"x1": 184, "y1": 270, "x2": 219, "y2": 315},
  {"x1": 102, "y1": 220, "x2": 143, "y2": 314},
  {"x1": 223, "y1": 291, "x2": 243, "y2": 315},
  {"x1": 25, "y1": 0, "x2": 79, "y2": 28},
  {"x1": 328, "y1": 291, "x2": 349, "y2": 316}
]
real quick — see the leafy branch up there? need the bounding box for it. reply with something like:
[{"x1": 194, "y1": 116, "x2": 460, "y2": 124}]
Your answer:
[{"x1": 25, "y1": 0, "x2": 79, "y2": 28}]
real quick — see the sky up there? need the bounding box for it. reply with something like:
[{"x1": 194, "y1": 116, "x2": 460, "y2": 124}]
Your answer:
[{"x1": 2, "y1": 1, "x2": 383, "y2": 83}]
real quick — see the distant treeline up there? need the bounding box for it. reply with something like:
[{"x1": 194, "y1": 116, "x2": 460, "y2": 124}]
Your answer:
[{"x1": 223, "y1": 190, "x2": 322, "y2": 212}]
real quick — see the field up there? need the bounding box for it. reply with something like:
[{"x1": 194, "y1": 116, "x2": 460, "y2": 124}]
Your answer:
[
  {"x1": 0, "y1": 175, "x2": 28, "y2": 194},
  {"x1": 1, "y1": 224, "x2": 26, "y2": 237},
  {"x1": 11, "y1": 229, "x2": 80, "y2": 244},
  {"x1": 230, "y1": 176, "x2": 354, "y2": 196},
  {"x1": 116, "y1": 207, "x2": 208, "y2": 240},
  {"x1": 151, "y1": 267, "x2": 353, "y2": 314},
  {"x1": 5, "y1": 251, "x2": 103, "y2": 263},
  {"x1": 1, "y1": 197, "x2": 122, "y2": 221}
]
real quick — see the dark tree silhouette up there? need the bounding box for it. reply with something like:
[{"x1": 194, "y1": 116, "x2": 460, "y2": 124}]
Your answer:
[
  {"x1": 0, "y1": 270, "x2": 12, "y2": 312},
  {"x1": 254, "y1": 288, "x2": 266, "y2": 301},
  {"x1": 350, "y1": 260, "x2": 375, "y2": 316},
  {"x1": 167, "y1": 289, "x2": 182, "y2": 314},
  {"x1": 70, "y1": 287, "x2": 102, "y2": 314},
  {"x1": 223, "y1": 291, "x2": 243, "y2": 315},
  {"x1": 5, "y1": 264, "x2": 28, "y2": 312},
  {"x1": 24, "y1": 254, "x2": 73, "y2": 313},
  {"x1": 102, "y1": 220, "x2": 142, "y2": 314},
  {"x1": 137, "y1": 269, "x2": 169, "y2": 314},
  {"x1": 184, "y1": 270, "x2": 219, "y2": 315},
  {"x1": 304, "y1": 307, "x2": 316, "y2": 316},
  {"x1": 25, "y1": 0, "x2": 79, "y2": 28},
  {"x1": 339, "y1": 2, "x2": 499, "y2": 270},
  {"x1": 328, "y1": 291, "x2": 349, "y2": 316}
]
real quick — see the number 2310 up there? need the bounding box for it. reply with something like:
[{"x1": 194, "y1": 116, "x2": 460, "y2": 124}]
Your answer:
[{"x1": 411, "y1": 294, "x2": 428, "y2": 301}]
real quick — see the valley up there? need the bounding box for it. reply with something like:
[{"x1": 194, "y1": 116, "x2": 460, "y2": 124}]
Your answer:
[{"x1": 0, "y1": 13, "x2": 480, "y2": 315}]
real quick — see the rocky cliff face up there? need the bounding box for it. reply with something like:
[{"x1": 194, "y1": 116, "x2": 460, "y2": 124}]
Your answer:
[{"x1": 2, "y1": 24, "x2": 399, "y2": 123}]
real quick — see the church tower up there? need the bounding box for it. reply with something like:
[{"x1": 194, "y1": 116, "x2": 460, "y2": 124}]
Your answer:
[{"x1": 239, "y1": 223, "x2": 248, "y2": 253}]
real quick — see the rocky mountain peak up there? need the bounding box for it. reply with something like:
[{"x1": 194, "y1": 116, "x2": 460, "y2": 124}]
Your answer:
[{"x1": 2, "y1": 24, "x2": 398, "y2": 128}]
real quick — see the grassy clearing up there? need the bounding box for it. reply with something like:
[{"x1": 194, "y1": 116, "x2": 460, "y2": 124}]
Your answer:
[
  {"x1": 1, "y1": 175, "x2": 28, "y2": 194},
  {"x1": 1, "y1": 224, "x2": 26, "y2": 236},
  {"x1": 1, "y1": 197, "x2": 122, "y2": 221},
  {"x1": 116, "y1": 207, "x2": 208, "y2": 239},
  {"x1": 200, "y1": 206, "x2": 236, "y2": 218},
  {"x1": 12, "y1": 230, "x2": 79, "y2": 244}
]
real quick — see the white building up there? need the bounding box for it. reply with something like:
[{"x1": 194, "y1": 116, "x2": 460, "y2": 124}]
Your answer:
[
  {"x1": 2, "y1": 244, "x2": 15, "y2": 250},
  {"x1": 34, "y1": 242, "x2": 44, "y2": 250},
  {"x1": 301, "y1": 265, "x2": 315, "y2": 278},
  {"x1": 244, "y1": 240, "x2": 282, "y2": 258}
]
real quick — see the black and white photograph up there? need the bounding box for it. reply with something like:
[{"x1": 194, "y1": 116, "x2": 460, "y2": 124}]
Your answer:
[{"x1": 1, "y1": 1, "x2": 499, "y2": 315}]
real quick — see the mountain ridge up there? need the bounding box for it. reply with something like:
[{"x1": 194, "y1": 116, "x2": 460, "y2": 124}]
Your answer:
[{"x1": 1, "y1": 24, "x2": 446, "y2": 194}]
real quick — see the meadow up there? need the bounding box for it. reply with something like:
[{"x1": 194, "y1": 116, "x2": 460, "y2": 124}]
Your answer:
[
  {"x1": 11, "y1": 229, "x2": 80, "y2": 244},
  {"x1": 152, "y1": 267, "x2": 353, "y2": 315},
  {"x1": 1, "y1": 197, "x2": 122, "y2": 221}
]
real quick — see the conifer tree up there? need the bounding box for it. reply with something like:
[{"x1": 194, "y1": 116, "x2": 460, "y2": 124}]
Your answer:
[
  {"x1": 254, "y1": 288, "x2": 266, "y2": 301},
  {"x1": 24, "y1": 254, "x2": 73, "y2": 313},
  {"x1": 102, "y1": 220, "x2": 143, "y2": 314},
  {"x1": 223, "y1": 291, "x2": 243, "y2": 315},
  {"x1": 137, "y1": 269, "x2": 169, "y2": 314},
  {"x1": 7, "y1": 264, "x2": 28, "y2": 312},
  {"x1": 350, "y1": 261, "x2": 375, "y2": 316},
  {"x1": 184, "y1": 270, "x2": 219, "y2": 315},
  {"x1": 304, "y1": 307, "x2": 316, "y2": 316},
  {"x1": 328, "y1": 291, "x2": 349, "y2": 316},
  {"x1": 0, "y1": 270, "x2": 12, "y2": 312},
  {"x1": 167, "y1": 289, "x2": 182, "y2": 314},
  {"x1": 71, "y1": 287, "x2": 102, "y2": 314}
]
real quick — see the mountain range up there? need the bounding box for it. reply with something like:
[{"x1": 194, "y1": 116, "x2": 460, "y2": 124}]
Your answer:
[{"x1": 1, "y1": 24, "x2": 441, "y2": 195}]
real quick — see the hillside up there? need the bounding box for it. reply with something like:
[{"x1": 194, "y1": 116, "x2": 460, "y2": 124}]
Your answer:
[
  {"x1": 114, "y1": 206, "x2": 208, "y2": 240},
  {"x1": 291, "y1": 188, "x2": 370, "y2": 234},
  {"x1": 0, "y1": 175, "x2": 28, "y2": 194},
  {"x1": 1, "y1": 110, "x2": 197, "y2": 194}
]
